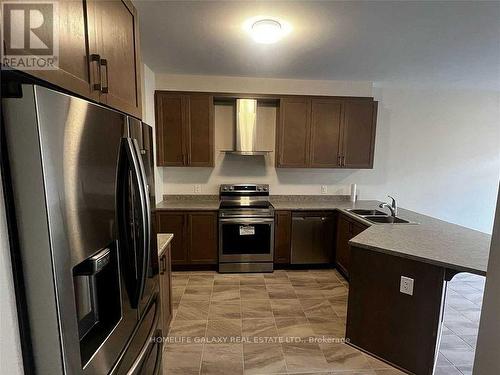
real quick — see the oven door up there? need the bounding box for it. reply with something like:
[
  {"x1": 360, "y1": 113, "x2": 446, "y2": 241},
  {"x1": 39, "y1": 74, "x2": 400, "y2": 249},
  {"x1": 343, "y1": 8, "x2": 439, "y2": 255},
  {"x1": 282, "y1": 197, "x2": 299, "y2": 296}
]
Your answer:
[{"x1": 219, "y1": 217, "x2": 274, "y2": 262}]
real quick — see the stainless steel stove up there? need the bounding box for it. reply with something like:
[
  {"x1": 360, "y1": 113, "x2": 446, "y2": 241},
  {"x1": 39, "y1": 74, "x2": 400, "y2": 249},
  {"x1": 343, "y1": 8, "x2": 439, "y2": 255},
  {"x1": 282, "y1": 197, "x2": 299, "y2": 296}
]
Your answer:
[{"x1": 218, "y1": 184, "x2": 274, "y2": 273}]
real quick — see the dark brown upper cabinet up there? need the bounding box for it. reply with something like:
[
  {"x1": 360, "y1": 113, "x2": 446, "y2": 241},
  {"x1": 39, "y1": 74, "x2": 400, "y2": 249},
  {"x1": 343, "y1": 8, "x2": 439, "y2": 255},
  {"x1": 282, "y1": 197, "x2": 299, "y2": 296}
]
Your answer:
[
  {"x1": 15, "y1": 0, "x2": 142, "y2": 118},
  {"x1": 310, "y1": 99, "x2": 343, "y2": 168},
  {"x1": 276, "y1": 97, "x2": 311, "y2": 167},
  {"x1": 187, "y1": 94, "x2": 215, "y2": 166},
  {"x1": 155, "y1": 93, "x2": 185, "y2": 166},
  {"x1": 277, "y1": 97, "x2": 377, "y2": 169},
  {"x1": 24, "y1": 0, "x2": 97, "y2": 101},
  {"x1": 342, "y1": 101, "x2": 378, "y2": 168},
  {"x1": 155, "y1": 91, "x2": 214, "y2": 167},
  {"x1": 87, "y1": 0, "x2": 142, "y2": 118}
]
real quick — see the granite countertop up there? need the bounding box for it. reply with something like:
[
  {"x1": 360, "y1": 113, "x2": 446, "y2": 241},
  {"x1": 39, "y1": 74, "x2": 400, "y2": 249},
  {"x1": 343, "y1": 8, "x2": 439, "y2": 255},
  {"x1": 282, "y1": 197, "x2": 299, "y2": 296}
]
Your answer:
[
  {"x1": 157, "y1": 233, "x2": 174, "y2": 256},
  {"x1": 156, "y1": 194, "x2": 369, "y2": 211},
  {"x1": 270, "y1": 195, "x2": 379, "y2": 211},
  {"x1": 156, "y1": 195, "x2": 492, "y2": 275},
  {"x1": 156, "y1": 195, "x2": 219, "y2": 211},
  {"x1": 348, "y1": 208, "x2": 491, "y2": 276}
]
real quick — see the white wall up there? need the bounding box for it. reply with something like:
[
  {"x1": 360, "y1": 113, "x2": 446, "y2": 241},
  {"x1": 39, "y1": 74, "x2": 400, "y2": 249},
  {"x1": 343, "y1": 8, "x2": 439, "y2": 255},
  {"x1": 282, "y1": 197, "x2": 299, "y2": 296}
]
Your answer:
[
  {"x1": 0, "y1": 177, "x2": 24, "y2": 374},
  {"x1": 141, "y1": 64, "x2": 163, "y2": 204},
  {"x1": 154, "y1": 74, "x2": 500, "y2": 233},
  {"x1": 369, "y1": 84, "x2": 500, "y2": 233},
  {"x1": 474, "y1": 184, "x2": 500, "y2": 373}
]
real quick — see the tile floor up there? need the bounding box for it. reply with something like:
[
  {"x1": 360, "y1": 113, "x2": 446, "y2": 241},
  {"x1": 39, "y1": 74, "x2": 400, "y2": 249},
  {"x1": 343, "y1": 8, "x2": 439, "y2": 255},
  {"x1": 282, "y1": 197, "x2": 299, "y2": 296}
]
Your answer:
[
  {"x1": 163, "y1": 269, "x2": 485, "y2": 375},
  {"x1": 436, "y1": 272, "x2": 485, "y2": 375}
]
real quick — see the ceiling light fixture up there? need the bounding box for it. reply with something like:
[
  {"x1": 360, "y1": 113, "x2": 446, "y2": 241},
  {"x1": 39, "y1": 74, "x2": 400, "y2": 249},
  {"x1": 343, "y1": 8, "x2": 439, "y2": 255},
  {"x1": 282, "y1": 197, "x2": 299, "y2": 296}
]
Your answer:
[{"x1": 243, "y1": 16, "x2": 292, "y2": 44}]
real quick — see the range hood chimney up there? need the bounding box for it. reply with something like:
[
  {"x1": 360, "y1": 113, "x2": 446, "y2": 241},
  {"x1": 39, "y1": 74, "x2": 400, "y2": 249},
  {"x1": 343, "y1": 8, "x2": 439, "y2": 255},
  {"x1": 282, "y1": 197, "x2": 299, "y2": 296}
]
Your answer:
[{"x1": 222, "y1": 98, "x2": 272, "y2": 155}]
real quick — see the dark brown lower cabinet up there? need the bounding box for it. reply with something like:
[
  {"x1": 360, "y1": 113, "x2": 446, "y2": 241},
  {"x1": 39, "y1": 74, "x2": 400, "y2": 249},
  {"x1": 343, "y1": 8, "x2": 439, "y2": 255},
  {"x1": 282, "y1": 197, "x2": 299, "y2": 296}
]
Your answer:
[
  {"x1": 188, "y1": 212, "x2": 218, "y2": 264},
  {"x1": 156, "y1": 211, "x2": 218, "y2": 267},
  {"x1": 335, "y1": 215, "x2": 351, "y2": 277},
  {"x1": 157, "y1": 212, "x2": 187, "y2": 264},
  {"x1": 351, "y1": 221, "x2": 367, "y2": 239},
  {"x1": 274, "y1": 211, "x2": 292, "y2": 264},
  {"x1": 159, "y1": 243, "x2": 172, "y2": 334},
  {"x1": 335, "y1": 214, "x2": 368, "y2": 278}
]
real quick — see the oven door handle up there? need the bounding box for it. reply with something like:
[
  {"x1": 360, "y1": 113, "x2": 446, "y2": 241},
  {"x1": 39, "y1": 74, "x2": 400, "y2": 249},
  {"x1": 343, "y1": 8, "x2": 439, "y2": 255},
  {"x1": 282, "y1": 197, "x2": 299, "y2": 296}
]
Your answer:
[{"x1": 219, "y1": 218, "x2": 275, "y2": 224}]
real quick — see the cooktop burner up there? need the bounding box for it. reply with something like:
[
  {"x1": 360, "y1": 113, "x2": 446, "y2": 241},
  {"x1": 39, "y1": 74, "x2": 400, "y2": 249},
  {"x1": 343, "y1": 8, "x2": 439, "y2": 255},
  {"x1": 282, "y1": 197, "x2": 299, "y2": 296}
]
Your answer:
[{"x1": 219, "y1": 184, "x2": 273, "y2": 218}]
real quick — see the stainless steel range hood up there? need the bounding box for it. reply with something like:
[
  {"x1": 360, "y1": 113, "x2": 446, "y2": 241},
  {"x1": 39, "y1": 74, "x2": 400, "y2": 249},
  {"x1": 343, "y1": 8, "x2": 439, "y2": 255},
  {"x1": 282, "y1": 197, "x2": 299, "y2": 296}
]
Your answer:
[{"x1": 222, "y1": 99, "x2": 273, "y2": 155}]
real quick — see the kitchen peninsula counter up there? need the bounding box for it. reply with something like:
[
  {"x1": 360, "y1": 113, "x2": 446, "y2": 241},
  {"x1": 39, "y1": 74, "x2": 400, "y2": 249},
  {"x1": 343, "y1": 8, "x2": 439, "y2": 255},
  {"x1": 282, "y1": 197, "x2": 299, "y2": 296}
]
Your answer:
[{"x1": 270, "y1": 195, "x2": 491, "y2": 276}]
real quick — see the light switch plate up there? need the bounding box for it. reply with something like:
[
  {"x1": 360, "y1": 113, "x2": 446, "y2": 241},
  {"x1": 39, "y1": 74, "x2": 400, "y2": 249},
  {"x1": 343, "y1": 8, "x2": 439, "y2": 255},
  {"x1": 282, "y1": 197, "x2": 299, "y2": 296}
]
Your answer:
[
  {"x1": 321, "y1": 185, "x2": 328, "y2": 194},
  {"x1": 400, "y1": 276, "x2": 414, "y2": 296}
]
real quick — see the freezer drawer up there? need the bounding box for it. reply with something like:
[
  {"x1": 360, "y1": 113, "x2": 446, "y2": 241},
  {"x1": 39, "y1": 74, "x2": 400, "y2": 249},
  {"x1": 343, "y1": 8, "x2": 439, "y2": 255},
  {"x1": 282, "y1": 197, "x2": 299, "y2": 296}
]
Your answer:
[
  {"x1": 291, "y1": 213, "x2": 334, "y2": 264},
  {"x1": 111, "y1": 291, "x2": 162, "y2": 375}
]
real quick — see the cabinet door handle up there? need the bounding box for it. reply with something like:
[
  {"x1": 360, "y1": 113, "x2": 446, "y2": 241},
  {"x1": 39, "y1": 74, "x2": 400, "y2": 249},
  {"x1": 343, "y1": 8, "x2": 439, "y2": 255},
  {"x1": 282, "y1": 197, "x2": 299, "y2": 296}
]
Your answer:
[
  {"x1": 100, "y1": 58, "x2": 109, "y2": 94},
  {"x1": 337, "y1": 155, "x2": 341, "y2": 166},
  {"x1": 342, "y1": 155, "x2": 346, "y2": 167},
  {"x1": 90, "y1": 54, "x2": 101, "y2": 91}
]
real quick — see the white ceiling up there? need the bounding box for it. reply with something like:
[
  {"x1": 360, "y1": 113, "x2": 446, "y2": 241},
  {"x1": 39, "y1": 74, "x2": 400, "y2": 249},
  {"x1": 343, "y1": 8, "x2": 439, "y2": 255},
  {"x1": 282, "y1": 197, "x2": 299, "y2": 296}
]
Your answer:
[{"x1": 135, "y1": 1, "x2": 500, "y2": 88}]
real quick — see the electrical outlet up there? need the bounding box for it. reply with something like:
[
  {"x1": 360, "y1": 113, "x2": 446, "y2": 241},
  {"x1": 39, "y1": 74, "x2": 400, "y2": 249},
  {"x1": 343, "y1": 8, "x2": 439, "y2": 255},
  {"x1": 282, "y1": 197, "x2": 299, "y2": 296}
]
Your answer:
[
  {"x1": 400, "y1": 276, "x2": 414, "y2": 296},
  {"x1": 194, "y1": 184, "x2": 201, "y2": 194},
  {"x1": 321, "y1": 185, "x2": 328, "y2": 194}
]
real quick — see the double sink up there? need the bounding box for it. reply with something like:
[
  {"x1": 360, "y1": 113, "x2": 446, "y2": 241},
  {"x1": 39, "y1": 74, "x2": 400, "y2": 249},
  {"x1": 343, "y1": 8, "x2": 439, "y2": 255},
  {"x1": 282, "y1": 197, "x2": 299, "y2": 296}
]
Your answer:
[{"x1": 347, "y1": 209, "x2": 416, "y2": 224}]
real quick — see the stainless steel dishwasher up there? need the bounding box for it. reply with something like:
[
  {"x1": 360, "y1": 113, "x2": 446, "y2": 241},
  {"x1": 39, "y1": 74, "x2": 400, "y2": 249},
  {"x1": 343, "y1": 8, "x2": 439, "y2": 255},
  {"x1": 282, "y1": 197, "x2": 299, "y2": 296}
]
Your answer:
[{"x1": 291, "y1": 212, "x2": 334, "y2": 264}]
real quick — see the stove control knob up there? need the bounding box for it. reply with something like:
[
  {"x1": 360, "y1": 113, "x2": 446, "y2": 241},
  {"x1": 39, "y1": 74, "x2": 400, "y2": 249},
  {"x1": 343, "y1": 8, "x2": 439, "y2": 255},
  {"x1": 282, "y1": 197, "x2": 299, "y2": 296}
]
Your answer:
[
  {"x1": 229, "y1": 186, "x2": 234, "y2": 191},
  {"x1": 257, "y1": 186, "x2": 262, "y2": 191},
  {"x1": 223, "y1": 186, "x2": 228, "y2": 191},
  {"x1": 263, "y1": 186, "x2": 268, "y2": 191}
]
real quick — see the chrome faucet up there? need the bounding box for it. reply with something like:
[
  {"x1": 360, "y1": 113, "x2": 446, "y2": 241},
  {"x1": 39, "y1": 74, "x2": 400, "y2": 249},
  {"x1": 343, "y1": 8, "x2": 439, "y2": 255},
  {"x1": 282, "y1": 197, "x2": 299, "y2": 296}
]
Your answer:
[{"x1": 379, "y1": 195, "x2": 398, "y2": 217}]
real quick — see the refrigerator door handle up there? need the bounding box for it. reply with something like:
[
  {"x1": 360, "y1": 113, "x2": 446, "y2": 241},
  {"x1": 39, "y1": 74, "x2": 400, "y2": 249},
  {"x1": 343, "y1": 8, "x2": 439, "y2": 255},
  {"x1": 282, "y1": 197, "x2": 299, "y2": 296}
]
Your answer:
[
  {"x1": 151, "y1": 330, "x2": 164, "y2": 375},
  {"x1": 118, "y1": 138, "x2": 148, "y2": 308},
  {"x1": 130, "y1": 138, "x2": 151, "y2": 302}
]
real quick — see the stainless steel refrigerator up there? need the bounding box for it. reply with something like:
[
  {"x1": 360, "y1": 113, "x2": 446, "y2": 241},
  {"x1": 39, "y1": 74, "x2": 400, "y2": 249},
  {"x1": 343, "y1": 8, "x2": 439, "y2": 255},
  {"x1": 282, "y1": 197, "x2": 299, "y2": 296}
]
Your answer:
[{"x1": 1, "y1": 84, "x2": 162, "y2": 374}]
